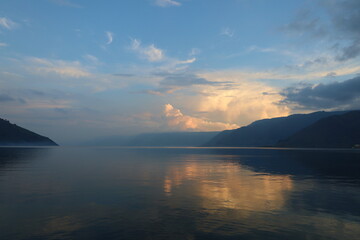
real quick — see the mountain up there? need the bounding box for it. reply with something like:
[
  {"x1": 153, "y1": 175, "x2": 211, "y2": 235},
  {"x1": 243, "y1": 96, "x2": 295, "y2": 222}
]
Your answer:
[
  {"x1": 127, "y1": 132, "x2": 220, "y2": 147},
  {"x1": 0, "y1": 118, "x2": 58, "y2": 146},
  {"x1": 83, "y1": 132, "x2": 220, "y2": 147},
  {"x1": 204, "y1": 111, "x2": 347, "y2": 147},
  {"x1": 276, "y1": 111, "x2": 360, "y2": 148}
]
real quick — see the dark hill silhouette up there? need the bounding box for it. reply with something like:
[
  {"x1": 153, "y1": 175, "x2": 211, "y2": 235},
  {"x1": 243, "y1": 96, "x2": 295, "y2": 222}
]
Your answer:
[
  {"x1": 0, "y1": 118, "x2": 58, "y2": 146},
  {"x1": 276, "y1": 111, "x2": 360, "y2": 148},
  {"x1": 204, "y1": 111, "x2": 346, "y2": 147}
]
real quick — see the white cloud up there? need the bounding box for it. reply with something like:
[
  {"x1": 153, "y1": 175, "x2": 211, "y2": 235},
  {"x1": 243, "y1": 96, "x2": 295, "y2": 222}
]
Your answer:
[
  {"x1": 0, "y1": 42, "x2": 8, "y2": 47},
  {"x1": 0, "y1": 17, "x2": 17, "y2": 30},
  {"x1": 131, "y1": 39, "x2": 164, "y2": 62},
  {"x1": 164, "y1": 104, "x2": 239, "y2": 131},
  {"x1": 173, "y1": 71, "x2": 291, "y2": 126},
  {"x1": 143, "y1": 45, "x2": 164, "y2": 62},
  {"x1": 221, "y1": 27, "x2": 235, "y2": 37},
  {"x1": 174, "y1": 58, "x2": 196, "y2": 65},
  {"x1": 155, "y1": 0, "x2": 181, "y2": 7},
  {"x1": 105, "y1": 31, "x2": 113, "y2": 45}
]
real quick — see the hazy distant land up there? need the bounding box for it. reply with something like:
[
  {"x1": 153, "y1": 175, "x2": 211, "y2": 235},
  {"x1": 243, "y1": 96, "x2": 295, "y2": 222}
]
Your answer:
[{"x1": 81, "y1": 110, "x2": 360, "y2": 149}]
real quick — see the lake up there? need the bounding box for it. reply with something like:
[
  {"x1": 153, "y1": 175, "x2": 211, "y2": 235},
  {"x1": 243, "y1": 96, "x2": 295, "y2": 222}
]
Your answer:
[{"x1": 1, "y1": 147, "x2": 360, "y2": 240}]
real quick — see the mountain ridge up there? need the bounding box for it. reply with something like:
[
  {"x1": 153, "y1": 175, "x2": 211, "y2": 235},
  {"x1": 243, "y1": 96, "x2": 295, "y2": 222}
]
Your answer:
[
  {"x1": 204, "y1": 111, "x2": 348, "y2": 147},
  {"x1": 0, "y1": 118, "x2": 58, "y2": 146},
  {"x1": 276, "y1": 111, "x2": 360, "y2": 148}
]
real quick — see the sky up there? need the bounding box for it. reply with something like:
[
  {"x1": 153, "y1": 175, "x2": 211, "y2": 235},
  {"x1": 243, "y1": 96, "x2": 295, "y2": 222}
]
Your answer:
[{"x1": 0, "y1": 0, "x2": 360, "y2": 145}]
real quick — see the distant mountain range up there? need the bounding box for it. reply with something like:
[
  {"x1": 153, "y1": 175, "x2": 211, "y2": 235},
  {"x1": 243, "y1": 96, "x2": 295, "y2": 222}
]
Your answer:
[
  {"x1": 276, "y1": 111, "x2": 360, "y2": 148},
  {"x1": 0, "y1": 118, "x2": 58, "y2": 146},
  {"x1": 84, "y1": 132, "x2": 220, "y2": 147},
  {"x1": 83, "y1": 110, "x2": 360, "y2": 148}
]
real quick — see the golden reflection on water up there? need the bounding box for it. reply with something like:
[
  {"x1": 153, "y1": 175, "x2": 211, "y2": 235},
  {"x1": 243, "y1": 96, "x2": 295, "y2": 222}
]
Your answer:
[{"x1": 163, "y1": 158, "x2": 293, "y2": 212}]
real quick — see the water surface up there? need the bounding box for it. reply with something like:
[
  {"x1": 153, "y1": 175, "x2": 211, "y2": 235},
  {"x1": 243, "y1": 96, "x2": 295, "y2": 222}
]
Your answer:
[{"x1": 1, "y1": 147, "x2": 360, "y2": 239}]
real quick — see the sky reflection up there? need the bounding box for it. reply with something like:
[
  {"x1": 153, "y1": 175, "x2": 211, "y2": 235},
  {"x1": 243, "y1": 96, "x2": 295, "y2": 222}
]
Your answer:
[{"x1": 1, "y1": 147, "x2": 360, "y2": 239}]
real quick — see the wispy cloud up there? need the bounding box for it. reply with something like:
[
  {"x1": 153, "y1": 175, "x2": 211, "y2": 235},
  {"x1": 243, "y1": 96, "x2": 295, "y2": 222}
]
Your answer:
[
  {"x1": 131, "y1": 39, "x2": 164, "y2": 62},
  {"x1": 247, "y1": 45, "x2": 277, "y2": 53},
  {"x1": 221, "y1": 27, "x2": 235, "y2": 37},
  {"x1": 154, "y1": 0, "x2": 181, "y2": 7},
  {"x1": 0, "y1": 17, "x2": 18, "y2": 30},
  {"x1": 28, "y1": 57, "x2": 92, "y2": 78},
  {"x1": 83, "y1": 54, "x2": 99, "y2": 64},
  {"x1": 105, "y1": 31, "x2": 113, "y2": 45},
  {"x1": 0, "y1": 42, "x2": 8, "y2": 47}
]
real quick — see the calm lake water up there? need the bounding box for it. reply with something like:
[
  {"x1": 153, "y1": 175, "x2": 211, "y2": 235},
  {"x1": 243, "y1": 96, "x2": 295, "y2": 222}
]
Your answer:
[{"x1": 1, "y1": 147, "x2": 360, "y2": 240}]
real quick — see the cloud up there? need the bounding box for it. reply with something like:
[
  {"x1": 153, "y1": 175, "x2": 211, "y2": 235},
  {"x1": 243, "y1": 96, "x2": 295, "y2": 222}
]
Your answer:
[
  {"x1": 221, "y1": 27, "x2": 235, "y2": 37},
  {"x1": 281, "y1": 10, "x2": 327, "y2": 38},
  {"x1": 154, "y1": 0, "x2": 181, "y2": 7},
  {"x1": 105, "y1": 31, "x2": 113, "y2": 45},
  {"x1": 247, "y1": 45, "x2": 277, "y2": 53},
  {"x1": 141, "y1": 72, "x2": 233, "y2": 95},
  {"x1": 0, "y1": 17, "x2": 17, "y2": 30},
  {"x1": 280, "y1": 76, "x2": 360, "y2": 110},
  {"x1": 283, "y1": 1, "x2": 360, "y2": 61},
  {"x1": 0, "y1": 94, "x2": 18, "y2": 103},
  {"x1": 327, "y1": 0, "x2": 360, "y2": 61},
  {"x1": 186, "y1": 71, "x2": 291, "y2": 126},
  {"x1": 112, "y1": 73, "x2": 134, "y2": 77},
  {"x1": 0, "y1": 42, "x2": 8, "y2": 47},
  {"x1": 83, "y1": 54, "x2": 100, "y2": 65},
  {"x1": 163, "y1": 104, "x2": 239, "y2": 131},
  {"x1": 131, "y1": 39, "x2": 164, "y2": 62},
  {"x1": 28, "y1": 57, "x2": 92, "y2": 78},
  {"x1": 174, "y1": 58, "x2": 196, "y2": 65}
]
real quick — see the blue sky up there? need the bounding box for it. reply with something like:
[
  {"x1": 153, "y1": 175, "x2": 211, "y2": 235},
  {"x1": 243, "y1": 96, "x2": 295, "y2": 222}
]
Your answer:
[{"x1": 1, "y1": 0, "x2": 360, "y2": 144}]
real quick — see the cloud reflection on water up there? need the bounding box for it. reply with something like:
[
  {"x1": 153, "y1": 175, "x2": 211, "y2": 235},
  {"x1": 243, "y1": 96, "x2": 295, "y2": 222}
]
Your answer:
[{"x1": 163, "y1": 159, "x2": 293, "y2": 212}]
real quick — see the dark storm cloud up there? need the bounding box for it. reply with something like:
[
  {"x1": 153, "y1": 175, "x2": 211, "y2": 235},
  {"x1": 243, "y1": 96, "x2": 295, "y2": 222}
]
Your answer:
[{"x1": 280, "y1": 76, "x2": 360, "y2": 109}]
